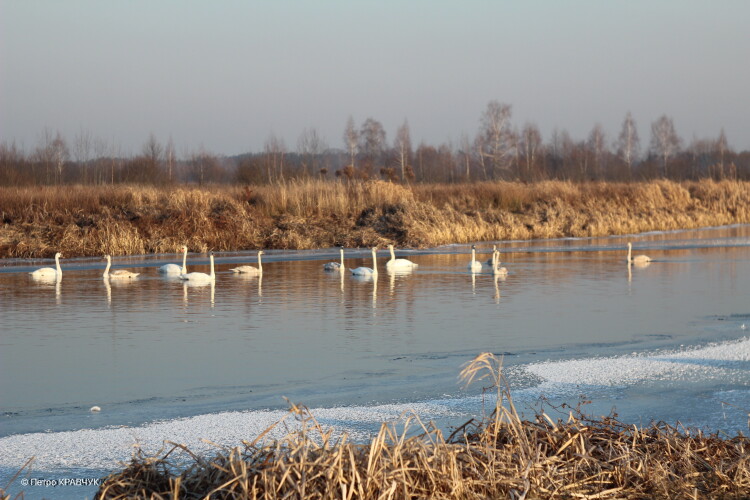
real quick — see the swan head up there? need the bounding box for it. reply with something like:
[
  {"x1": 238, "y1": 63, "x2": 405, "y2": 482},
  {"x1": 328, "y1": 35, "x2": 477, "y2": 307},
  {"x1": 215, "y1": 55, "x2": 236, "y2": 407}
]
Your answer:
[
  {"x1": 258, "y1": 250, "x2": 265, "y2": 256},
  {"x1": 55, "y1": 252, "x2": 63, "y2": 258}
]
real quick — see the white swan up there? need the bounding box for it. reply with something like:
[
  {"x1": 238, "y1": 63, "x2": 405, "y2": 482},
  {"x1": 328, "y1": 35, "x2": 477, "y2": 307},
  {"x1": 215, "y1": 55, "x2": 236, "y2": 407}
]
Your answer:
[
  {"x1": 103, "y1": 255, "x2": 140, "y2": 279},
  {"x1": 230, "y1": 250, "x2": 264, "y2": 275},
  {"x1": 30, "y1": 252, "x2": 63, "y2": 278},
  {"x1": 627, "y1": 242, "x2": 651, "y2": 265},
  {"x1": 324, "y1": 247, "x2": 345, "y2": 271},
  {"x1": 468, "y1": 245, "x2": 482, "y2": 273},
  {"x1": 492, "y1": 249, "x2": 508, "y2": 277},
  {"x1": 179, "y1": 252, "x2": 215, "y2": 282},
  {"x1": 350, "y1": 247, "x2": 378, "y2": 276},
  {"x1": 485, "y1": 245, "x2": 498, "y2": 267},
  {"x1": 386, "y1": 244, "x2": 418, "y2": 271},
  {"x1": 159, "y1": 245, "x2": 188, "y2": 275}
]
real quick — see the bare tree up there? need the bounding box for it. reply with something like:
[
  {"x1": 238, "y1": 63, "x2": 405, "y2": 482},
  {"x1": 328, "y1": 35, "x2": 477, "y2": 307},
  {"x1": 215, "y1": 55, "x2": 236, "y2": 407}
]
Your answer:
[
  {"x1": 73, "y1": 127, "x2": 93, "y2": 184},
  {"x1": 142, "y1": 133, "x2": 163, "y2": 180},
  {"x1": 716, "y1": 128, "x2": 729, "y2": 176},
  {"x1": 359, "y1": 117, "x2": 387, "y2": 171},
  {"x1": 394, "y1": 119, "x2": 412, "y2": 183},
  {"x1": 519, "y1": 123, "x2": 543, "y2": 182},
  {"x1": 264, "y1": 133, "x2": 286, "y2": 182},
  {"x1": 297, "y1": 127, "x2": 326, "y2": 178},
  {"x1": 478, "y1": 101, "x2": 515, "y2": 179},
  {"x1": 189, "y1": 148, "x2": 224, "y2": 185},
  {"x1": 650, "y1": 115, "x2": 682, "y2": 178},
  {"x1": 343, "y1": 116, "x2": 358, "y2": 170},
  {"x1": 473, "y1": 133, "x2": 489, "y2": 180},
  {"x1": 587, "y1": 123, "x2": 607, "y2": 180},
  {"x1": 616, "y1": 112, "x2": 640, "y2": 180},
  {"x1": 165, "y1": 136, "x2": 176, "y2": 183},
  {"x1": 458, "y1": 133, "x2": 473, "y2": 181},
  {"x1": 43, "y1": 132, "x2": 70, "y2": 185}
]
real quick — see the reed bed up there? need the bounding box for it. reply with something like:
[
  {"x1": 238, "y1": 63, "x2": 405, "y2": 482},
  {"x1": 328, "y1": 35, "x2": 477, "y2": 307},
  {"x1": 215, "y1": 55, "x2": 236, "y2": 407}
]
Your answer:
[
  {"x1": 1, "y1": 179, "x2": 749, "y2": 258},
  {"x1": 56, "y1": 353, "x2": 749, "y2": 499}
]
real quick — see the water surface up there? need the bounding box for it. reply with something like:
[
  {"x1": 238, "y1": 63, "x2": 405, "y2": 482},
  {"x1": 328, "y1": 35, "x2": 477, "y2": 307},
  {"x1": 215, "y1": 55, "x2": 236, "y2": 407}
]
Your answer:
[{"x1": 1, "y1": 226, "x2": 749, "y2": 498}]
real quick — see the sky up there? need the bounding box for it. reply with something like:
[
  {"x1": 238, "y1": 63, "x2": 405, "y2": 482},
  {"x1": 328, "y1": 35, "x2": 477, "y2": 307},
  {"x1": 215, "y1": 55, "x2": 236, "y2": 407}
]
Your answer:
[{"x1": 1, "y1": 1, "x2": 749, "y2": 157}]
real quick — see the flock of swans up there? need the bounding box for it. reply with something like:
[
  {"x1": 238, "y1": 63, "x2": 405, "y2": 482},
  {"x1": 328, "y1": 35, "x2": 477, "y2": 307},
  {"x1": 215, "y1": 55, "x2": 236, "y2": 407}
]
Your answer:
[{"x1": 28, "y1": 242, "x2": 652, "y2": 284}]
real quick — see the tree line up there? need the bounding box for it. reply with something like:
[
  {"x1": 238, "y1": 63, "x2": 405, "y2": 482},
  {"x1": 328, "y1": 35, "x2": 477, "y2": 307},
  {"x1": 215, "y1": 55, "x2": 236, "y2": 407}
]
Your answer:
[{"x1": 1, "y1": 101, "x2": 747, "y2": 186}]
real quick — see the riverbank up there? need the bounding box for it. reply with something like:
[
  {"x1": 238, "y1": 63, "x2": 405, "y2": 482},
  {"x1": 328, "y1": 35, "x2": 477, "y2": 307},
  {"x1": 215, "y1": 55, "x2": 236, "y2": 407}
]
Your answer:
[
  {"x1": 88, "y1": 353, "x2": 750, "y2": 499},
  {"x1": 1, "y1": 179, "x2": 748, "y2": 258}
]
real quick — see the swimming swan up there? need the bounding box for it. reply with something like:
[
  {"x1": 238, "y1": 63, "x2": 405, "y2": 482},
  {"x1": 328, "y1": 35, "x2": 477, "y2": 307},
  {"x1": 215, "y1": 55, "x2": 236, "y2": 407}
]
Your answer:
[
  {"x1": 324, "y1": 247, "x2": 345, "y2": 271},
  {"x1": 179, "y1": 252, "x2": 215, "y2": 282},
  {"x1": 468, "y1": 245, "x2": 482, "y2": 273},
  {"x1": 627, "y1": 242, "x2": 651, "y2": 265},
  {"x1": 485, "y1": 245, "x2": 498, "y2": 267},
  {"x1": 386, "y1": 244, "x2": 418, "y2": 271},
  {"x1": 103, "y1": 255, "x2": 140, "y2": 279},
  {"x1": 350, "y1": 247, "x2": 378, "y2": 276},
  {"x1": 159, "y1": 245, "x2": 188, "y2": 275},
  {"x1": 30, "y1": 252, "x2": 63, "y2": 278},
  {"x1": 230, "y1": 250, "x2": 264, "y2": 275},
  {"x1": 492, "y1": 249, "x2": 508, "y2": 276}
]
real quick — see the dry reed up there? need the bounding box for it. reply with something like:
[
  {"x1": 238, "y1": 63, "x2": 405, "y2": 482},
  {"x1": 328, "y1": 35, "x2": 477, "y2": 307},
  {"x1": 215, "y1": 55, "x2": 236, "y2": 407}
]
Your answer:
[
  {"x1": 54, "y1": 353, "x2": 749, "y2": 499},
  {"x1": 1, "y1": 179, "x2": 749, "y2": 258}
]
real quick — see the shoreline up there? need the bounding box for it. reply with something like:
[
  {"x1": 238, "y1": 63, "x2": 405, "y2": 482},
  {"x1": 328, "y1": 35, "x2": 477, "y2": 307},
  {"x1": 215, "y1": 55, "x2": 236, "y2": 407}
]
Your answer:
[{"x1": 1, "y1": 179, "x2": 749, "y2": 259}]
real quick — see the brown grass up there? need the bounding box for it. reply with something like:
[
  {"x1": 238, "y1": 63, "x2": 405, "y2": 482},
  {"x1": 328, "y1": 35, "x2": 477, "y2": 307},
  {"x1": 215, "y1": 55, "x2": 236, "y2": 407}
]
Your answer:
[
  {"x1": 31, "y1": 353, "x2": 741, "y2": 499},
  {"x1": 1, "y1": 179, "x2": 749, "y2": 258}
]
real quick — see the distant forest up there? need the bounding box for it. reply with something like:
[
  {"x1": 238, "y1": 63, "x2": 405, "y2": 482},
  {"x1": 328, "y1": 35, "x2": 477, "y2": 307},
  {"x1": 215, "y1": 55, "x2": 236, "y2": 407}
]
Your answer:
[{"x1": 2, "y1": 101, "x2": 748, "y2": 186}]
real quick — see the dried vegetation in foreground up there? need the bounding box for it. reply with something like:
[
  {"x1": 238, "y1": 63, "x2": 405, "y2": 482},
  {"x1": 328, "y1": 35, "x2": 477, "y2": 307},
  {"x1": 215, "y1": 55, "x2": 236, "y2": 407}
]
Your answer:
[
  {"x1": 1, "y1": 179, "x2": 749, "y2": 258},
  {"x1": 44, "y1": 353, "x2": 745, "y2": 499}
]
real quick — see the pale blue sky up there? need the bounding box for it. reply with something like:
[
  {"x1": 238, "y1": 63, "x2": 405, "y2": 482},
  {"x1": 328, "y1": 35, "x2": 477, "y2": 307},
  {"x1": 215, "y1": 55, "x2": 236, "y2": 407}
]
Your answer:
[{"x1": 2, "y1": 1, "x2": 749, "y2": 156}]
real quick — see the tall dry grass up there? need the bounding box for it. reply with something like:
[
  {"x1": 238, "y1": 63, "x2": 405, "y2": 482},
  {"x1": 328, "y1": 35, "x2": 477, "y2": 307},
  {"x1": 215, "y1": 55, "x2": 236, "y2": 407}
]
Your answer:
[
  {"x1": 34, "y1": 353, "x2": 743, "y2": 499},
  {"x1": 1, "y1": 179, "x2": 749, "y2": 258}
]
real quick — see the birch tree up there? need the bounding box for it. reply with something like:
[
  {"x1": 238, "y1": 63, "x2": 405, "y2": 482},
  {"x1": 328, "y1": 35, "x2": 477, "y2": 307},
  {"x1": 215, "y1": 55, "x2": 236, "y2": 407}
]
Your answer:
[
  {"x1": 587, "y1": 123, "x2": 607, "y2": 180},
  {"x1": 343, "y1": 116, "x2": 358, "y2": 170},
  {"x1": 394, "y1": 119, "x2": 412, "y2": 182},
  {"x1": 478, "y1": 101, "x2": 514, "y2": 179},
  {"x1": 650, "y1": 115, "x2": 681, "y2": 178},
  {"x1": 519, "y1": 123, "x2": 543, "y2": 182},
  {"x1": 616, "y1": 112, "x2": 640, "y2": 179}
]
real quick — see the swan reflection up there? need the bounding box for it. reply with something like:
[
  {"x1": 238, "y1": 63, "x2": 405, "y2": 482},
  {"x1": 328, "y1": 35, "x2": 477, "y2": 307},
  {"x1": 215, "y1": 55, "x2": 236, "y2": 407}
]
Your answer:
[
  {"x1": 388, "y1": 267, "x2": 413, "y2": 294},
  {"x1": 31, "y1": 274, "x2": 62, "y2": 303},
  {"x1": 183, "y1": 278, "x2": 216, "y2": 307},
  {"x1": 104, "y1": 276, "x2": 111, "y2": 306}
]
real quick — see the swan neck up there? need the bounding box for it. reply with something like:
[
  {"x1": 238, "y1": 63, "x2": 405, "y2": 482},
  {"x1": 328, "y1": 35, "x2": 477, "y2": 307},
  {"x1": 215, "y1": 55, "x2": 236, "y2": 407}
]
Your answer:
[
  {"x1": 55, "y1": 253, "x2": 62, "y2": 274},
  {"x1": 258, "y1": 252, "x2": 263, "y2": 272},
  {"x1": 103, "y1": 257, "x2": 111, "y2": 277},
  {"x1": 181, "y1": 248, "x2": 188, "y2": 274},
  {"x1": 390, "y1": 246, "x2": 395, "y2": 259},
  {"x1": 340, "y1": 248, "x2": 345, "y2": 266},
  {"x1": 209, "y1": 255, "x2": 215, "y2": 278}
]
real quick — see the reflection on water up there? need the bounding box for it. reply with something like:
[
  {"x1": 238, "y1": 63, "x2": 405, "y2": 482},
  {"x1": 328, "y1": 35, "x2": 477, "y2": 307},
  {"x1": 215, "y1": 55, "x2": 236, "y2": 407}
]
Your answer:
[
  {"x1": 2, "y1": 226, "x2": 750, "y2": 498},
  {"x1": 1, "y1": 226, "x2": 749, "y2": 438}
]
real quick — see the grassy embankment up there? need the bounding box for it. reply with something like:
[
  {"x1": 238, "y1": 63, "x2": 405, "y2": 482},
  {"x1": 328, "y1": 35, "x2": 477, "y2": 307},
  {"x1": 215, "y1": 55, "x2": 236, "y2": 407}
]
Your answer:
[
  {"x1": 61, "y1": 353, "x2": 748, "y2": 498},
  {"x1": 1, "y1": 179, "x2": 749, "y2": 258}
]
